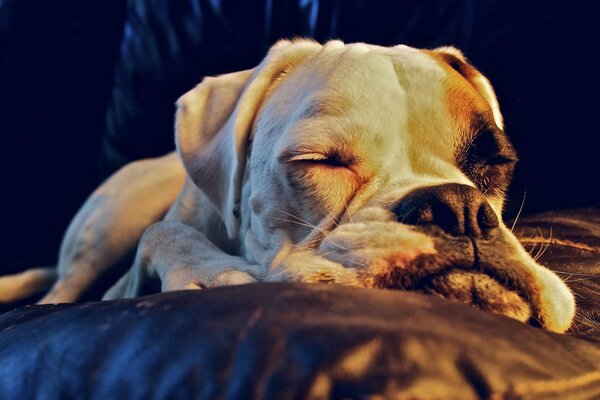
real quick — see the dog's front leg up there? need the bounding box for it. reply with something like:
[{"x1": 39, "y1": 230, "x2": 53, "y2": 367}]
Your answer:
[{"x1": 103, "y1": 221, "x2": 265, "y2": 299}]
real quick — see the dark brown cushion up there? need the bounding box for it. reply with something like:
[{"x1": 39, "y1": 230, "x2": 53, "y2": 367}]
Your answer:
[
  {"x1": 1, "y1": 284, "x2": 599, "y2": 399},
  {"x1": 1, "y1": 209, "x2": 599, "y2": 399}
]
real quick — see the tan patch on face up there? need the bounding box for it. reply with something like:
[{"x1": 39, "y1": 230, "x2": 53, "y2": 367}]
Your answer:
[
  {"x1": 424, "y1": 50, "x2": 494, "y2": 140},
  {"x1": 360, "y1": 252, "x2": 426, "y2": 289}
]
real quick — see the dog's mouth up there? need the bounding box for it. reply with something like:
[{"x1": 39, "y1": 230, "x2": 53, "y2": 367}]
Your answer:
[
  {"x1": 415, "y1": 269, "x2": 532, "y2": 322},
  {"x1": 315, "y1": 222, "x2": 573, "y2": 331},
  {"x1": 358, "y1": 231, "x2": 537, "y2": 324},
  {"x1": 367, "y1": 258, "x2": 534, "y2": 323}
]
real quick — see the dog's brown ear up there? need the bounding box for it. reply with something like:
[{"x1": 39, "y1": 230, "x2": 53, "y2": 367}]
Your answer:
[
  {"x1": 176, "y1": 39, "x2": 322, "y2": 238},
  {"x1": 433, "y1": 46, "x2": 504, "y2": 130}
]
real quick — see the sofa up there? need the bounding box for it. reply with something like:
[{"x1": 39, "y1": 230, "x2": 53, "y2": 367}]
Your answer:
[{"x1": 0, "y1": 0, "x2": 599, "y2": 398}]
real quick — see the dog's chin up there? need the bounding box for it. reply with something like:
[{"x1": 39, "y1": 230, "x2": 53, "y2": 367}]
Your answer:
[{"x1": 417, "y1": 270, "x2": 532, "y2": 322}]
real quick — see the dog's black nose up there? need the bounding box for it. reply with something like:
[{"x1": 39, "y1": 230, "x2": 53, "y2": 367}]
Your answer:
[{"x1": 395, "y1": 183, "x2": 499, "y2": 238}]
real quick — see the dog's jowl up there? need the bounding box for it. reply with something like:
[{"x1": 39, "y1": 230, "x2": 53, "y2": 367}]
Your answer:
[{"x1": 6, "y1": 40, "x2": 574, "y2": 333}]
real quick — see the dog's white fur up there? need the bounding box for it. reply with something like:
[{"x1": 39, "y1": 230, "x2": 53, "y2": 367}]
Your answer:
[{"x1": 1, "y1": 40, "x2": 575, "y2": 333}]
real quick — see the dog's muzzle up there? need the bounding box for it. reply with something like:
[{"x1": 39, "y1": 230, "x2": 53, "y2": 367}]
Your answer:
[{"x1": 389, "y1": 183, "x2": 532, "y2": 322}]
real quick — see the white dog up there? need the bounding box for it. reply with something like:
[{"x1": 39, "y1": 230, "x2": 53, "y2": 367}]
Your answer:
[{"x1": 1, "y1": 40, "x2": 575, "y2": 333}]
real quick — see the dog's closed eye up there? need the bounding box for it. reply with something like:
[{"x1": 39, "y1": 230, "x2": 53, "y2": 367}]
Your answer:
[
  {"x1": 279, "y1": 149, "x2": 363, "y2": 210},
  {"x1": 285, "y1": 152, "x2": 350, "y2": 168},
  {"x1": 469, "y1": 129, "x2": 517, "y2": 165},
  {"x1": 458, "y1": 126, "x2": 518, "y2": 196}
]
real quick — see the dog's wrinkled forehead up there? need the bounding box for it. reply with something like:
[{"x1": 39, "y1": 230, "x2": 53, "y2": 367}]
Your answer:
[
  {"x1": 255, "y1": 42, "x2": 508, "y2": 182},
  {"x1": 248, "y1": 42, "x2": 516, "y2": 220}
]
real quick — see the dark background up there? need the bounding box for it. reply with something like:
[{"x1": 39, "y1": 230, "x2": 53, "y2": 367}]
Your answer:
[{"x1": 0, "y1": 0, "x2": 598, "y2": 274}]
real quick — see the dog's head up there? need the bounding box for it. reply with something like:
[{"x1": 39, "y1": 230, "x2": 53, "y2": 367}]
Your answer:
[{"x1": 176, "y1": 40, "x2": 575, "y2": 333}]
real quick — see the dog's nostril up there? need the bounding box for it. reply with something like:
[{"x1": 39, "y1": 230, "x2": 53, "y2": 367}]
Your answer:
[
  {"x1": 477, "y1": 202, "x2": 499, "y2": 232},
  {"x1": 431, "y1": 202, "x2": 462, "y2": 235},
  {"x1": 395, "y1": 183, "x2": 499, "y2": 238}
]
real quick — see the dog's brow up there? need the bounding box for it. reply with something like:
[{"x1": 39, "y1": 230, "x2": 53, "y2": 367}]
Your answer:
[
  {"x1": 298, "y1": 95, "x2": 349, "y2": 119},
  {"x1": 285, "y1": 115, "x2": 359, "y2": 147}
]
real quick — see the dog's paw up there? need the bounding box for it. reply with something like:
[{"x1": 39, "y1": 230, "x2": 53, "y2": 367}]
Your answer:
[{"x1": 162, "y1": 265, "x2": 259, "y2": 292}]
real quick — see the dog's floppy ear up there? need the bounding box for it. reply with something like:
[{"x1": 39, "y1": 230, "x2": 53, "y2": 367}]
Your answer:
[
  {"x1": 176, "y1": 39, "x2": 322, "y2": 238},
  {"x1": 433, "y1": 46, "x2": 504, "y2": 130}
]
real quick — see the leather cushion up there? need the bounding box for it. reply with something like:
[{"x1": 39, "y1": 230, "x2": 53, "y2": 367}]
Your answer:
[{"x1": 1, "y1": 208, "x2": 599, "y2": 399}]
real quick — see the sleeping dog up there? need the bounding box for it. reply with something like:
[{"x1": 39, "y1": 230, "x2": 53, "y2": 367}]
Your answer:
[{"x1": 4, "y1": 40, "x2": 575, "y2": 332}]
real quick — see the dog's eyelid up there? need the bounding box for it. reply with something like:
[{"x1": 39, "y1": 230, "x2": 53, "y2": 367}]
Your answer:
[
  {"x1": 285, "y1": 153, "x2": 329, "y2": 162},
  {"x1": 468, "y1": 127, "x2": 518, "y2": 164},
  {"x1": 280, "y1": 148, "x2": 357, "y2": 168},
  {"x1": 291, "y1": 154, "x2": 352, "y2": 168}
]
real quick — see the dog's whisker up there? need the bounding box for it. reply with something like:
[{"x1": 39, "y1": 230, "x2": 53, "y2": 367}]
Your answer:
[
  {"x1": 527, "y1": 239, "x2": 539, "y2": 259},
  {"x1": 571, "y1": 310, "x2": 587, "y2": 326},
  {"x1": 255, "y1": 237, "x2": 312, "y2": 251},
  {"x1": 271, "y1": 209, "x2": 349, "y2": 252},
  {"x1": 270, "y1": 216, "x2": 330, "y2": 236},
  {"x1": 482, "y1": 183, "x2": 495, "y2": 196},
  {"x1": 272, "y1": 209, "x2": 331, "y2": 234},
  {"x1": 519, "y1": 229, "x2": 545, "y2": 259},
  {"x1": 516, "y1": 227, "x2": 536, "y2": 244},
  {"x1": 550, "y1": 274, "x2": 586, "y2": 297},
  {"x1": 322, "y1": 239, "x2": 349, "y2": 252},
  {"x1": 273, "y1": 208, "x2": 312, "y2": 224},
  {"x1": 565, "y1": 277, "x2": 600, "y2": 283},
  {"x1": 298, "y1": 228, "x2": 349, "y2": 252},
  {"x1": 316, "y1": 250, "x2": 335, "y2": 259},
  {"x1": 533, "y1": 227, "x2": 553, "y2": 261},
  {"x1": 528, "y1": 314, "x2": 544, "y2": 327},
  {"x1": 316, "y1": 203, "x2": 339, "y2": 228},
  {"x1": 274, "y1": 208, "x2": 340, "y2": 234},
  {"x1": 510, "y1": 191, "x2": 527, "y2": 233},
  {"x1": 553, "y1": 270, "x2": 600, "y2": 278},
  {"x1": 269, "y1": 216, "x2": 347, "y2": 253},
  {"x1": 533, "y1": 245, "x2": 545, "y2": 261},
  {"x1": 344, "y1": 201, "x2": 355, "y2": 224},
  {"x1": 527, "y1": 239, "x2": 537, "y2": 257},
  {"x1": 569, "y1": 288, "x2": 586, "y2": 299},
  {"x1": 532, "y1": 227, "x2": 546, "y2": 260},
  {"x1": 271, "y1": 209, "x2": 351, "y2": 253}
]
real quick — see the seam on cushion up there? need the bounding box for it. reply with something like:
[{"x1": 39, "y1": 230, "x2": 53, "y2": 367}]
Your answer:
[{"x1": 505, "y1": 371, "x2": 600, "y2": 397}]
